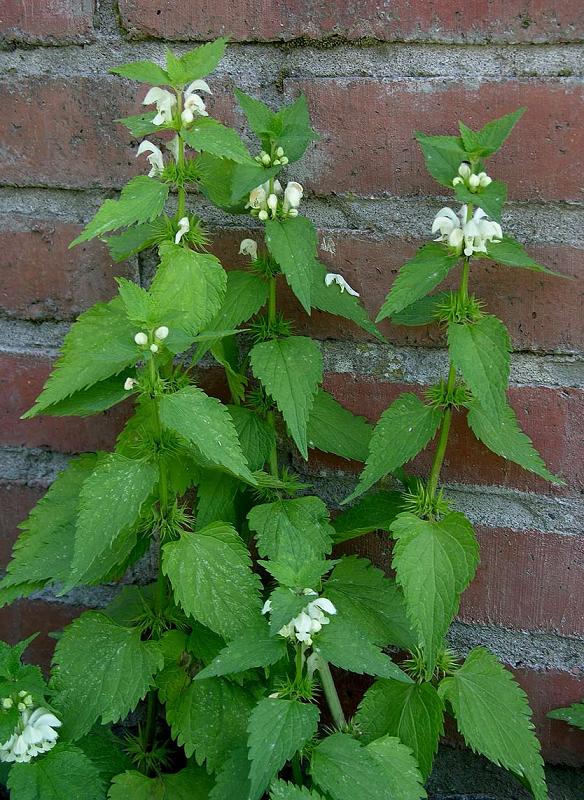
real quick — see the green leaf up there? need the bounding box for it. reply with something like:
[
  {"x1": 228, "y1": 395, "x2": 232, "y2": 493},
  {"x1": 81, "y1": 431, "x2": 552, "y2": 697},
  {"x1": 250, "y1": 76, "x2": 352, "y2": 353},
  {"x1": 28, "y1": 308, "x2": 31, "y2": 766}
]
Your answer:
[
  {"x1": 228, "y1": 405, "x2": 275, "y2": 471},
  {"x1": 70, "y1": 177, "x2": 170, "y2": 246},
  {"x1": 347, "y1": 393, "x2": 442, "y2": 502},
  {"x1": 108, "y1": 766, "x2": 213, "y2": 799},
  {"x1": 107, "y1": 219, "x2": 167, "y2": 262},
  {"x1": 487, "y1": 235, "x2": 563, "y2": 275},
  {"x1": 34, "y1": 374, "x2": 132, "y2": 418},
  {"x1": 390, "y1": 292, "x2": 449, "y2": 326},
  {"x1": 196, "y1": 620, "x2": 287, "y2": 680},
  {"x1": 116, "y1": 277, "x2": 155, "y2": 326},
  {"x1": 235, "y1": 89, "x2": 275, "y2": 139},
  {"x1": 209, "y1": 747, "x2": 251, "y2": 800},
  {"x1": 311, "y1": 732, "x2": 423, "y2": 800},
  {"x1": 77, "y1": 726, "x2": 133, "y2": 787},
  {"x1": 454, "y1": 180, "x2": 507, "y2": 222},
  {"x1": 182, "y1": 119, "x2": 250, "y2": 163},
  {"x1": 247, "y1": 496, "x2": 333, "y2": 565},
  {"x1": 439, "y1": 647, "x2": 546, "y2": 800},
  {"x1": 259, "y1": 559, "x2": 336, "y2": 591},
  {"x1": 196, "y1": 471, "x2": 239, "y2": 528},
  {"x1": 391, "y1": 512, "x2": 479, "y2": 674},
  {"x1": 67, "y1": 454, "x2": 158, "y2": 589},
  {"x1": 24, "y1": 297, "x2": 138, "y2": 417},
  {"x1": 166, "y1": 38, "x2": 228, "y2": 86},
  {"x1": 265, "y1": 217, "x2": 318, "y2": 313},
  {"x1": 165, "y1": 676, "x2": 254, "y2": 771},
  {"x1": 332, "y1": 491, "x2": 403, "y2": 543},
  {"x1": 248, "y1": 699, "x2": 320, "y2": 800},
  {"x1": 272, "y1": 94, "x2": 319, "y2": 162},
  {"x1": 159, "y1": 387, "x2": 256, "y2": 483},
  {"x1": 472, "y1": 108, "x2": 526, "y2": 157},
  {"x1": 266, "y1": 587, "x2": 312, "y2": 635},
  {"x1": 150, "y1": 243, "x2": 227, "y2": 353},
  {"x1": 310, "y1": 261, "x2": 382, "y2": 340},
  {"x1": 7, "y1": 744, "x2": 104, "y2": 800},
  {"x1": 448, "y1": 315, "x2": 511, "y2": 410},
  {"x1": 315, "y1": 617, "x2": 412, "y2": 683},
  {"x1": 307, "y1": 389, "x2": 371, "y2": 462},
  {"x1": 250, "y1": 336, "x2": 323, "y2": 459},
  {"x1": 467, "y1": 399, "x2": 562, "y2": 483},
  {"x1": 52, "y1": 612, "x2": 163, "y2": 740},
  {"x1": 415, "y1": 132, "x2": 467, "y2": 188},
  {"x1": 376, "y1": 243, "x2": 460, "y2": 322},
  {"x1": 324, "y1": 556, "x2": 417, "y2": 650},
  {"x1": 365, "y1": 735, "x2": 426, "y2": 800},
  {"x1": 111, "y1": 60, "x2": 170, "y2": 85},
  {"x1": 162, "y1": 523, "x2": 262, "y2": 640},
  {"x1": 270, "y1": 781, "x2": 325, "y2": 800},
  {"x1": 355, "y1": 679, "x2": 444, "y2": 779},
  {"x1": 548, "y1": 702, "x2": 584, "y2": 731},
  {"x1": 115, "y1": 112, "x2": 164, "y2": 137}
]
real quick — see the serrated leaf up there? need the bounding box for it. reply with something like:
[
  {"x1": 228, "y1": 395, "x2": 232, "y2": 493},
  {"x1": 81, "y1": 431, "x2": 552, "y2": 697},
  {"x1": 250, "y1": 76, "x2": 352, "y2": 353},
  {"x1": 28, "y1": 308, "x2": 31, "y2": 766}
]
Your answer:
[
  {"x1": 111, "y1": 60, "x2": 170, "y2": 85},
  {"x1": 107, "y1": 219, "x2": 167, "y2": 262},
  {"x1": 415, "y1": 132, "x2": 467, "y2": 188},
  {"x1": 439, "y1": 647, "x2": 546, "y2": 800},
  {"x1": 365, "y1": 735, "x2": 426, "y2": 800},
  {"x1": 25, "y1": 296, "x2": 138, "y2": 416},
  {"x1": 248, "y1": 698, "x2": 320, "y2": 800},
  {"x1": 163, "y1": 523, "x2": 262, "y2": 640},
  {"x1": 166, "y1": 38, "x2": 227, "y2": 86},
  {"x1": 487, "y1": 236, "x2": 563, "y2": 275},
  {"x1": 454, "y1": 180, "x2": 507, "y2": 222},
  {"x1": 376, "y1": 243, "x2": 460, "y2": 322},
  {"x1": 310, "y1": 261, "x2": 382, "y2": 340},
  {"x1": 247, "y1": 496, "x2": 333, "y2": 565},
  {"x1": 77, "y1": 726, "x2": 133, "y2": 787},
  {"x1": 265, "y1": 217, "x2": 318, "y2": 313},
  {"x1": 210, "y1": 747, "x2": 252, "y2": 800},
  {"x1": 355, "y1": 679, "x2": 444, "y2": 779},
  {"x1": 324, "y1": 557, "x2": 417, "y2": 650},
  {"x1": 196, "y1": 471, "x2": 239, "y2": 528},
  {"x1": 67, "y1": 454, "x2": 158, "y2": 588},
  {"x1": 53, "y1": 612, "x2": 163, "y2": 739},
  {"x1": 182, "y1": 118, "x2": 250, "y2": 163},
  {"x1": 315, "y1": 617, "x2": 412, "y2": 683},
  {"x1": 35, "y1": 374, "x2": 132, "y2": 418},
  {"x1": 548, "y1": 702, "x2": 584, "y2": 731},
  {"x1": 165, "y1": 676, "x2": 254, "y2": 771},
  {"x1": 307, "y1": 389, "x2": 372, "y2": 462},
  {"x1": 116, "y1": 276, "x2": 155, "y2": 325},
  {"x1": 71, "y1": 177, "x2": 169, "y2": 246},
  {"x1": 272, "y1": 94, "x2": 319, "y2": 162},
  {"x1": 196, "y1": 620, "x2": 287, "y2": 680},
  {"x1": 473, "y1": 108, "x2": 526, "y2": 156},
  {"x1": 267, "y1": 587, "x2": 312, "y2": 635},
  {"x1": 235, "y1": 89, "x2": 275, "y2": 139},
  {"x1": 467, "y1": 399, "x2": 562, "y2": 483},
  {"x1": 7, "y1": 744, "x2": 104, "y2": 800},
  {"x1": 347, "y1": 393, "x2": 442, "y2": 502},
  {"x1": 390, "y1": 292, "x2": 449, "y2": 326},
  {"x1": 159, "y1": 386, "x2": 256, "y2": 483},
  {"x1": 448, "y1": 315, "x2": 511, "y2": 411},
  {"x1": 332, "y1": 491, "x2": 403, "y2": 543},
  {"x1": 228, "y1": 405, "x2": 275, "y2": 471},
  {"x1": 391, "y1": 512, "x2": 479, "y2": 674},
  {"x1": 270, "y1": 781, "x2": 325, "y2": 800},
  {"x1": 150, "y1": 243, "x2": 227, "y2": 353},
  {"x1": 250, "y1": 336, "x2": 323, "y2": 459},
  {"x1": 108, "y1": 766, "x2": 213, "y2": 799},
  {"x1": 116, "y1": 111, "x2": 165, "y2": 137},
  {"x1": 259, "y1": 559, "x2": 336, "y2": 591}
]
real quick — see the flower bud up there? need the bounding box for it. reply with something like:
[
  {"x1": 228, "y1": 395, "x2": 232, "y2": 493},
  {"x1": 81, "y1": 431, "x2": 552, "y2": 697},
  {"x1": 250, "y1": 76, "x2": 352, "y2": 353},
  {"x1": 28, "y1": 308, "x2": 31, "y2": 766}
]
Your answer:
[
  {"x1": 287, "y1": 208, "x2": 299, "y2": 217},
  {"x1": 280, "y1": 156, "x2": 289, "y2": 165},
  {"x1": 2, "y1": 698, "x2": 13, "y2": 710},
  {"x1": 134, "y1": 332, "x2": 148, "y2": 346},
  {"x1": 468, "y1": 174, "x2": 480, "y2": 190},
  {"x1": 478, "y1": 172, "x2": 492, "y2": 187},
  {"x1": 150, "y1": 343, "x2": 159, "y2": 353},
  {"x1": 267, "y1": 193, "x2": 278, "y2": 216},
  {"x1": 124, "y1": 377, "x2": 137, "y2": 391},
  {"x1": 154, "y1": 325, "x2": 169, "y2": 341},
  {"x1": 17, "y1": 703, "x2": 25, "y2": 711},
  {"x1": 272, "y1": 159, "x2": 281, "y2": 165},
  {"x1": 458, "y1": 162, "x2": 472, "y2": 179},
  {"x1": 261, "y1": 153, "x2": 271, "y2": 165},
  {"x1": 258, "y1": 209, "x2": 269, "y2": 221},
  {"x1": 276, "y1": 146, "x2": 284, "y2": 158}
]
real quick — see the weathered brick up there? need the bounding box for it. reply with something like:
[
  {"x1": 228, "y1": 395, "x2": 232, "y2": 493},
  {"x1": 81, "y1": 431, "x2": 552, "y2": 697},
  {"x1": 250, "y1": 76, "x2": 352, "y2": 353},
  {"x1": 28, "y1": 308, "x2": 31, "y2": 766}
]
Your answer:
[
  {"x1": 0, "y1": 217, "x2": 135, "y2": 321},
  {"x1": 292, "y1": 79, "x2": 584, "y2": 202},
  {"x1": 0, "y1": 0, "x2": 95, "y2": 45},
  {"x1": 0, "y1": 353, "x2": 129, "y2": 454},
  {"x1": 118, "y1": 0, "x2": 584, "y2": 44},
  {"x1": 0, "y1": 483, "x2": 43, "y2": 568}
]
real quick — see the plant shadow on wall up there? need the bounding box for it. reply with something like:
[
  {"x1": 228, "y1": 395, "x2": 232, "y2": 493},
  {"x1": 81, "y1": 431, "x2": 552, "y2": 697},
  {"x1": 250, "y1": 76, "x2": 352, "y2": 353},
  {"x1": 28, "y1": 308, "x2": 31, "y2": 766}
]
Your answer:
[{"x1": 0, "y1": 38, "x2": 568, "y2": 800}]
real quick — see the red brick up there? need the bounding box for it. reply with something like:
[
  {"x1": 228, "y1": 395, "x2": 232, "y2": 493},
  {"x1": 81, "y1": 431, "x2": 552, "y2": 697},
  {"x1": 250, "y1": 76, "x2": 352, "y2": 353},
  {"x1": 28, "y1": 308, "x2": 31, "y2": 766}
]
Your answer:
[
  {"x1": 0, "y1": 217, "x2": 134, "y2": 321},
  {"x1": 319, "y1": 375, "x2": 584, "y2": 493},
  {"x1": 0, "y1": 353, "x2": 130, "y2": 454},
  {"x1": 0, "y1": 599, "x2": 84, "y2": 672},
  {"x1": 0, "y1": 483, "x2": 43, "y2": 568},
  {"x1": 118, "y1": 0, "x2": 584, "y2": 44},
  {"x1": 293, "y1": 79, "x2": 584, "y2": 202},
  {"x1": 0, "y1": 0, "x2": 95, "y2": 45}
]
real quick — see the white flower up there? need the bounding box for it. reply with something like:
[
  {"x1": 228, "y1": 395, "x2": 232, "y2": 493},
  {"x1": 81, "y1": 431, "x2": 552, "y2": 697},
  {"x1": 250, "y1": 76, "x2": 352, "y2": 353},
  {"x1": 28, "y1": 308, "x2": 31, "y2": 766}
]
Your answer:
[
  {"x1": 136, "y1": 140, "x2": 164, "y2": 177},
  {"x1": 246, "y1": 180, "x2": 283, "y2": 214},
  {"x1": 432, "y1": 207, "x2": 461, "y2": 240},
  {"x1": 134, "y1": 332, "x2": 148, "y2": 346},
  {"x1": 458, "y1": 162, "x2": 472, "y2": 180},
  {"x1": 267, "y1": 193, "x2": 279, "y2": 217},
  {"x1": 324, "y1": 273, "x2": 360, "y2": 297},
  {"x1": 0, "y1": 707, "x2": 61, "y2": 764},
  {"x1": 265, "y1": 590, "x2": 337, "y2": 647},
  {"x1": 124, "y1": 377, "x2": 137, "y2": 391},
  {"x1": 175, "y1": 216, "x2": 190, "y2": 244},
  {"x1": 261, "y1": 599, "x2": 272, "y2": 615},
  {"x1": 283, "y1": 181, "x2": 303, "y2": 213},
  {"x1": 143, "y1": 87, "x2": 176, "y2": 126},
  {"x1": 477, "y1": 171, "x2": 492, "y2": 187},
  {"x1": 468, "y1": 173, "x2": 480, "y2": 190},
  {"x1": 182, "y1": 79, "x2": 211, "y2": 124},
  {"x1": 154, "y1": 325, "x2": 169, "y2": 341},
  {"x1": 461, "y1": 207, "x2": 503, "y2": 257},
  {"x1": 239, "y1": 238, "x2": 258, "y2": 261}
]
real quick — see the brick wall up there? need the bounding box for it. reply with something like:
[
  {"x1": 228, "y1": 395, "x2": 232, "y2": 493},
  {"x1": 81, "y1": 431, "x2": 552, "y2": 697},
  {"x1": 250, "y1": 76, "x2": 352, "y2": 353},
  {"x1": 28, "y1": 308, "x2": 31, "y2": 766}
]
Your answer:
[{"x1": 1, "y1": 0, "x2": 583, "y2": 767}]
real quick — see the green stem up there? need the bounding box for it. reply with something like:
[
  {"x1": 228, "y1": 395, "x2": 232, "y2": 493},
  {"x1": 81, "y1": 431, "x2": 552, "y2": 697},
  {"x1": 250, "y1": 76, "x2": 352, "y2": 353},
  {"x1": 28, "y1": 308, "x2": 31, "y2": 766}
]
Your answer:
[
  {"x1": 143, "y1": 692, "x2": 158, "y2": 769},
  {"x1": 175, "y1": 90, "x2": 186, "y2": 220},
  {"x1": 292, "y1": 754, "x2": 304, "y2": 786},
  {"x1": 266, "y1": 276, "x2": 279, "y2": 478},
  {"x1": 426, "y1": 365, "x2": 456, "y2": 498},
  {"x1": 319, "y1": 659, "x2": 346, "y2": 729}
]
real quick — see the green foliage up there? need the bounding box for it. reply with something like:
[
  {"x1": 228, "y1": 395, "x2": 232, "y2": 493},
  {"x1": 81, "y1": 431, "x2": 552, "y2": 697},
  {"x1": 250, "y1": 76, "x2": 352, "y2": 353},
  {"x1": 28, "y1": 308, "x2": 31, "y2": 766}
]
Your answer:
[
  {"x1": 332, "y1": 491, "x2": 403, "y2": 543},
  {"x1": 247, "y1": 698, "x2": 320, "y2": 799},
  {"x1": 108, "y1": 767, "x2": 214, "y2": 799},
  {"x1": 487, "y1": 235, "x2": 563, "y2": 275},
  {"x1": 439, "y1": 647, "x2": 547, "y2": 800},
  {"x1": 390, "y1": 292, "x2": 449, "y2": 326},
  {"x1": 111, "y1": 60, "x2": 171, "y2": 85},
  {"x1": 165, "y1": 38, "x2": 228, "y2": 86},
  {"x1": 270, "y1": 782, "x2": 325, "y2": 800},
  {"x1": 310, "y1": 261, "x2": 382, "y2": 340},
  {"x1": 459, "y1": 108, "x2": 525, "y2": 158},
  {"x1": 265, "y1": 217, "x2": 319, "y2": 313},
  {"x1": 415, "y1": 133, "x2": 467, "y2": 188},
  {"x1": 250, "y1": 336, "x2": 323, "y2": 459},
  {"x1": 307, "y1": 389, "x2": 372, "y2": 462},
  {"x1": 547, "y1": 701, "x2": 584, "y2": 731},
  {"x1": 196, "y1": 620, "x2": 287, "y2": 679},
  {"x1": 391, "y1": 512, "x2": 479, "y2": 674},
  {"x1": 7, "y1": 744, "x2": 104, "y2": 800},
  {"x1": 52, "y1": 612, "x2": 163, "y2": 739},
  {"x1": 182, "y1": 119, "x2": 250, "y2": 163},
  {"x1": 453, "y1": 179, "x2": 507, "y2": 221}
]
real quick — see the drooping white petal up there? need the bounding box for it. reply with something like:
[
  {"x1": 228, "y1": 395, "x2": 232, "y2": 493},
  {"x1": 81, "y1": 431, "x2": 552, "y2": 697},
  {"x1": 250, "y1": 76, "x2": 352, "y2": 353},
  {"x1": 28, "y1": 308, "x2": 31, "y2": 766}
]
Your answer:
[
  {"x1": 136, "y1": 140, "x2": 164, "y2": 177},
  {"x1": 310, "y1": 597, "x2": 337, "y2": 616},
  {"x1": 261, "y1": 599, "x2": 272, "y2": 615},
  {"x1": 239, "y1": 238, "x2": 258, "y2": 261},
  {"x1": 283, "y1": 181, "x2": 303, "y2": 212},
  {"x1": 175, "y1": 216, "x2": 190, "y2": 244},
  {"x1": 324, "y1": 273, "x2": 360, "y2": 297},
  {"x1": 185, "y1": 79, "x2": 212, "y2": 97}
]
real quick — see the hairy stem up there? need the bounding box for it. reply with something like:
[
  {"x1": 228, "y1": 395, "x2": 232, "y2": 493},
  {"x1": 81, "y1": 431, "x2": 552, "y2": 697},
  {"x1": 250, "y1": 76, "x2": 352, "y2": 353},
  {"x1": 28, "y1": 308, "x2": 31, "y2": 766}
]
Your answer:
[
  {"x1": 266, "y1": 275, "x2": 279, "y2": 478},
  {"x1": 319, "y1": 659, "x2": 347, "y2": 729}
]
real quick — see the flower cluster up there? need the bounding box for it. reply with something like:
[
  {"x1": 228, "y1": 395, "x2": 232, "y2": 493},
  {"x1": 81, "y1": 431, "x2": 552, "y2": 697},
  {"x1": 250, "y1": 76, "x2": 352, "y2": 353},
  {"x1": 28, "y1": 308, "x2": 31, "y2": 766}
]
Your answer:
[
  {"x1": 452, "y1": 162, "x2": 492, "y2": 193},
  {"x1": 254, "y1": 146, "x2": 289, "y2": 167},
  {"x1": 133, "y1": 325, "x2": 170, "y2": 355},
  {"x1": 246, "y1": 180, "x2": 303, "y2": 221},
  {"x1": 0, "y1": 695, "x2": 61, "y2": 764},
  {"x1": 432, "y1": 205, "x2": 502, "y2": 257},
  {"x1": 142, "y1": 80, "x2": 210, "y2": 129},
  {"x1": 262, "y1": 589, "x2": 337, "y2": 648}
]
